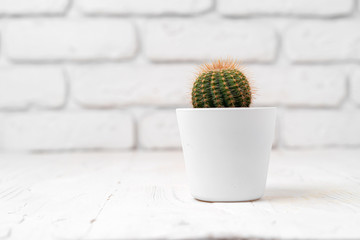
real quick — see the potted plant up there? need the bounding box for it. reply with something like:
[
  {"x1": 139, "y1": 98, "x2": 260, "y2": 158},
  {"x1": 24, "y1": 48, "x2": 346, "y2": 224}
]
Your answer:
[{"x1": 176, "y1": 59, "x2": 276, "y2": 202}]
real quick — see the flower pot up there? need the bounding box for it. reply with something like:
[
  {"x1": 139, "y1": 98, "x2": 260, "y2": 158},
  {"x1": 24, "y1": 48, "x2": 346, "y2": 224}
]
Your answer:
[{"x1": 176, "y1": 107, "x2": 276, "y2": 202}]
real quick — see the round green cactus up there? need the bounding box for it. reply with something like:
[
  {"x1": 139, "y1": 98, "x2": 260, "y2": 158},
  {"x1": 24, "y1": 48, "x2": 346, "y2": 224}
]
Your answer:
[{"x1": 192, "y1": 59, "x2": 253, "y2": 108}]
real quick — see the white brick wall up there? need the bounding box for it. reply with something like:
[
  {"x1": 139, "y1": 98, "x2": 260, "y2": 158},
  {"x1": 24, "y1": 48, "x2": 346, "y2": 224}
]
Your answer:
[
  {"x1": 145, "y1": 20, "x2": 277, "y2": 62},
  {"x1": 285, "y1": 21, "x2": 360, "y2": 62},
  {"x1": 68, "y1": 64, "x2": 193, "y2": 107},
  {"x1": 250, "y1": 66, "x2": 346, "y2": 107},
  {"x1": 282, "y1": 110, "x2": 360, "y2": 147},
  {"x1": 0, "y1": 0, "x2": 359, "y2": 152},
  {"x1": 76, "y1": 0, "x2": 213, "y2": 15},
  {"x1": 138, "y1": 110, "x2": 181, "y2": 149},
  {"x1": 0, "y1": 67, "x2": 65, "y2": 109},
  {"x1": 0, "y1": 112, "x2": 134, "y2": 151},
  {"x1": 351, "y1": 70, "x2": 360, "y2": 105},
  {"x1": 218, "y1": 0, "x2": 354, "y2": 17},
  {"x1": 0, "y1": 0, "x2": 69, "y2": 15},
  {"x1": 4, "y1": 20, "x2": 137, "y2": 61}
]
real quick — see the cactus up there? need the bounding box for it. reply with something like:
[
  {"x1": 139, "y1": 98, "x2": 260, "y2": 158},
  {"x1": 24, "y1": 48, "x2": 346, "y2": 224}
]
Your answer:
[{"x1": 192, "y1": 59, "x2": 253, "y2": 108}]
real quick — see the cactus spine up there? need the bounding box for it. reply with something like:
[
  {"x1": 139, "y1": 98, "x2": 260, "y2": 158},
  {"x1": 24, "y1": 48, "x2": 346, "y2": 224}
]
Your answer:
[{"x1": 192, "y1": 59, "x2": 253, "y2": 108}]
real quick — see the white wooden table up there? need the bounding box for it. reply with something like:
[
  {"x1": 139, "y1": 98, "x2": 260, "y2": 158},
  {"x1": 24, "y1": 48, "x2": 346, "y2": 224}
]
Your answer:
[{"x1": 1, "y1": 150, "x2": 360, "y2": 240}]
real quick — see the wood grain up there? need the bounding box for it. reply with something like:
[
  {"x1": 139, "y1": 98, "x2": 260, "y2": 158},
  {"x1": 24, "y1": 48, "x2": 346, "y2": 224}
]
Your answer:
[{"x1": 0, "y1": 150, "x2": 360, "y2": 239}]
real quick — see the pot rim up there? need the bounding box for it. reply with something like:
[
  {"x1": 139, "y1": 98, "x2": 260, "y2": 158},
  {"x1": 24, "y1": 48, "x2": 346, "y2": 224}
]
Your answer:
[{"x1": 176, "y1": 107, "x2": 276, "y2": 112}]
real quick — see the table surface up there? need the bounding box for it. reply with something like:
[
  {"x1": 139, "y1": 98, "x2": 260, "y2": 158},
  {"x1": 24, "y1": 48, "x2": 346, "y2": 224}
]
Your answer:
[{"x1": 1, "y1": 150, "x2": 360, "y2": 240}]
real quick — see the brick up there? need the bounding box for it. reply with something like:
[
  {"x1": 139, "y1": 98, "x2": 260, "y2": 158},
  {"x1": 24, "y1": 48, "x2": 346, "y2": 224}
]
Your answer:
[
  {"x1": 138, "y1": 110, "x2": 181, "y2": 149},
  {"x1": 76, "y1": 0, "x2": 212, "y2": 15},
  {"x1": 0, "y1": 66, "x2": 65, "y2": 110},
  {"x1": 285, "y1": 21, "x2": 360, "y2": 62},
  {"x1": 351, "y1": 70, "x2": 360, "y2": 105},
  {"x1": 0, "y1": 112, "x2": 134, "y2": 151},
  {"x1": 218, "y1": 0, "x2": 354, "y2": 17},
  {"x1": 282, "y1": 110, "x2": 360, "y2": 147},
  {"x1": 0, "y1": 0, "x2": 69, "y2": 15},
  {"x1": 4, "y1": 20, "x2": 136, "y2": 61},
  {"x1": 145, "y1": 20, "x2": 277, "y2": 62},
  {"x1": 250, "y1": 66, "x2": 346, "y2": 107},
  {"x1": 68, "y1": 64, "x2": 193, "y2": 107}
]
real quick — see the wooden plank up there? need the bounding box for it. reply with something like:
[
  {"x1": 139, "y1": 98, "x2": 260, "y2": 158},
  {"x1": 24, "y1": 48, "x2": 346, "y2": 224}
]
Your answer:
[
  {"x1": 0, "y1": 152, "x2": 134, "y2": 240},
  {"x1": 0, "y1": 150, "x2": 360, "y2": 239}
]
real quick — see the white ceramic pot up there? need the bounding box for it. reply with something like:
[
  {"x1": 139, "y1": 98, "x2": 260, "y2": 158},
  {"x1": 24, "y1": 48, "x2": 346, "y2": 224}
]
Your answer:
[{"x1": 176, "y1": 107, "x2": 276, "y2": 202}]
